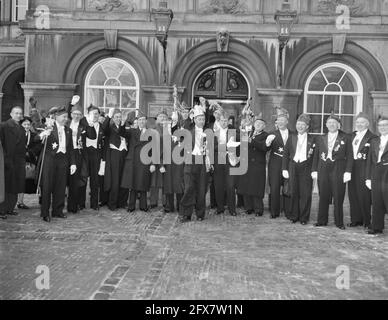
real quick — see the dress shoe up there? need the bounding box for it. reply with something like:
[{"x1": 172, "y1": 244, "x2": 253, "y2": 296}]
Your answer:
[
  {"x1": 7, "y1": 211, "x2": 19, "y2": 216},
  {"x1": 140, "y1": 208, "x2": 149, "y2": 213},
  {"x1": 338, "y1": 226, "x2": 346, "y2": 230},
  {"x1": 301, "y1": 222, "x2": 308, "y2": 226},
  {"x1": 246, "y1": 210, "x2": 254, "y2": 215},
  {"x1": 127, "y1": 208, "x2": 135, "y2": 213},
  {"x1": 197, "y1": 217, "x2": 205, "y2": 222},
  {"x1": 0, "y1": 213, "x2": 7, "y2": 220},
  {"x1": 17, "y1": 203, "x2": 29, "y2": 210},
  {"x1": 364, "y1": 224, "x2": 371, "y2": 229},
  {"x1": 179, "y1": 217, "x2": 191, "y2": 224},
  {"x1": 56, "y1": 214, "x2": 67, "y2": 219},
  {"x1": 256, "y1": 212, "x2": 264, "y2": 217},
  {"x1": 216, "y1": 211, "x2": 224, "y2": 215},
  {"x1": 291, "y1": 220, "x2": 298, "y2": 224},
  {"x1": 314, "y1": 223, "x2": 327, "y2": 227},
  {"x1": 270, "y1": 215, "x2": 278, "y2": 219},
  {"x1": 368, "y1": 230, "x2": 383, "y2": 235},
  {"x1": 347, "y1": 222, "x2": 362, "y2": 228},
  {"x1": 230, "y1": 212, "x2": 237, "y2": 216},
  {"x1": 79, "y1": 206, "x2": 85, "y2": 211},
  {"x1": 43, "y1": 217, "x2": 51, "y2": 223},
  {"x1": 150, "y1": 205, "x2": 158, "y2": 210}
]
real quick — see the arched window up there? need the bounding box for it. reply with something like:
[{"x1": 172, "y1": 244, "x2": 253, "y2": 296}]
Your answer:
[
  {"x1": 304, "y1": 62, "x2": 363, "y2": 134},
  {"x1": 84, "y1": 58, "x2": 140, "y2": 115}
]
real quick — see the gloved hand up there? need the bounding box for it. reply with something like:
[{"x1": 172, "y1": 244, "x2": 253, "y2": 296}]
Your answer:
[
  {"x1": 283, "y1": 170, "x2": 290, "y2": 179},
  {"x1": 365, "y1": 180, "x2": 372, "y2": 190},
  {"x1": 311, "y1": 172, "x2": 318, "y2": 180},
  {"x1": 70, "y1": 165, "x2": 77, "y2": 176},
  {"x1": 266, "y1": 134, "x2": 276, "y2": 147},
  {"x1": 39, "y1": 129, "x2": 52, "y2": 140},
  {"x1": 160, "y1": 166, "x2": 166, "y2": 174},
  {"x1": 98, "y1": 161, "x2": 106, "y2": 176},
  {"x1": 343, "y1": 172, "x2": 352, "y2": 184},
  {"x1": 150, "y1": 165, "x2": 156, "y2": 173}
]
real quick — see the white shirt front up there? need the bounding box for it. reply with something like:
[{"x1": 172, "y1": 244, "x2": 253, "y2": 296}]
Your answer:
[
  {"x1": 279, "y1": 129, "x2": 289, "y2": 146},
  {"x1": 378, "y1": 134, "x2": 388, "y2": 163},
  {"x1": 70, "y1": 121, "x2": 80, "y2": 149},
  {"x1": 294, "y1": 133, "x2": 308, "y2": 163},
  {"x1": 86, "y1": 122, "x2": 100, "y2": 149},
  {"x1": 192, "y1": 126, "x2": 205, "y2": 156},
  {"x1": 353, "y1": 129, "x2": 368, "y2": 160},
  {"x1": 56, "y1": 122, "x2": 66, "y2": 154},
  {"x1": 110, "y1": 125, "x2": 127, "y2": 152},
  {"x1": 327, "y1": 131, "x2": 339, "y2": 160},
  {"x1": 218, "y1": 127, "x2": 228, "y2": 145}
]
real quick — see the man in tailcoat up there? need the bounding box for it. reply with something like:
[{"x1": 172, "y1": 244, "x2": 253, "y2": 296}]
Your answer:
[
  {"x1": 237, "y1": 116, "x2": 269, "y2": 217},
  {"x1": 347, "y1": 112, "x2": 377, "y2": 229},
  {"x1": 266, "y1": 108, "x2": 292, "y2": 219},
  {"x1": 365, "y1": 116, "x2": 388, "y2": 235},
  {"x1": 121, "y1": 111, "x2": 152, "y2": 212},
  {"x1": 37, "y1": 107, "x2": 77, "y2": 222},
  {"x1": 282, "y1": 114, "x2": 316, "y2": 225},
  {"x1": 0, "y1": 106, "x2": 26, "y2": 218},
  {"x1": 312, "y1": 114, "x2": 353, "y2": 230},
  {"x1": 67, "y1": 105, "x2": 96, "y2": 213}
]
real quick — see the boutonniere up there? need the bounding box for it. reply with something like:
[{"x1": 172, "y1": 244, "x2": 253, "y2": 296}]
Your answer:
[
  {"x1": 363, "y1": 154, "x2": 367, "y2": 160},
  {"x1": 357, "y1": 153, "x2": 363, "y2": 159},
  {"x1": 334, "y1": 144, "x2": 341, "y2": 152},
  {"x1": 308, "y1": 148, "x2": 314, "y2": 157},
  {"x1": 321, "y1": 152, "x2": 326, "y2": 161},
  {"x1": 81, "y1": 130, "x2": 86, "y2": 135},
  {"x1": 341, "y1": 140, "x2": 345, "y2": 145},
  {"x1": 365, "y1": 143, "x2": 370, "y2": 147},
  {"x1": 278, "y1": 147, "x2": 284, "y2": 153},
  {"x1": 52, "y1": 142, "x2": 58, "y2": 150}
]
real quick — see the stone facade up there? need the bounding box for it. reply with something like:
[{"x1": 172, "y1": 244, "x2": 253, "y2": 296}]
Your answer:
[{"x1": 0, "y1": 0, "x2": 387, "y2": 130}]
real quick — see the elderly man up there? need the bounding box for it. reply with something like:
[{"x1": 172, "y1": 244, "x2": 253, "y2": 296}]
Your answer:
[
  {"x1": 179, "y1": 108, "x2": 210, "y2": 223},
  {"x1": 312, "y1": 113, "x2": 353, "y2": 230},
  {"x1": 37, "y1": 107, "x2": 77, "y2": 222},
  {"x1": 365, "y1": 116, "x2": 388, "y2": 235},
  {"x1": 0, "y1": 106, "x2": 26, "y2": 218},
  {"x1": 266, "y1": 108, "x2": 292, "y2": 219},
  {"x1": 348, "y1": 113, "x2": 377, "y2": 229},
  {"x1": 282, "y1": 114, "x2": 316, "y2": 225}
]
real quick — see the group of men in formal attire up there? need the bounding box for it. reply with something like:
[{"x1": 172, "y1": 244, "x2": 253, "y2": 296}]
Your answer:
[{"x1": 0, "y1": 99, "x2": 387, "y2": 236}]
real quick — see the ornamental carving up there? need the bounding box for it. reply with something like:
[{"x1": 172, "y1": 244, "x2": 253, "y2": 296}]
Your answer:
[
  {"x1": 317, "y1": 0, "x2": 367, "y2": 16},
  {"x1": 200, "y1": 0, "x2": 247, "y2": 14},
  {"x1": 88, "y1": 0, "x2": 136, "y2": 12}
]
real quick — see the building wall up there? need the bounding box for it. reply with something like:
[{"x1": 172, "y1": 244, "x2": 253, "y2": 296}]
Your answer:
[{"x1": 2, "y1": 0, "x2": 387, "y2": 130}]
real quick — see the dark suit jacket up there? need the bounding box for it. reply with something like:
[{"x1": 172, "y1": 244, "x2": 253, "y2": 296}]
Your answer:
[
  {"x1": 350, "y1": 130, "x2": 377, "y2": 162},
  {"x1": 312, "y1": 131, "x2": 353, "y2": 174},
  {"x1": 0, "y1": 119, "x2": 27, "y2": 193},
  {"x1": 283, "y1": 133, "x2": 316, "y2": 171},
  {"x1": 366, "y1": 135, "x2": 388, "y2": 180},
  {"x1": 268, "y1": 129, "x2": 293, "y2": 161}
]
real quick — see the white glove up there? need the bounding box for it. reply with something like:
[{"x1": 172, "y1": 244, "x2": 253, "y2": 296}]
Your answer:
[
  {"x1": 172, "y1": 136, "x2": 179, "y2": 143},
  {"x1": 98, "y1": 161, "x2": 106, "y2": 176},
  {"x1": 108, "y1": 108, "x2": 115, "y2": 119},
  {"x1": 366, "y1": 180, "x2": 372, "y2": 190},
  {"x1": 343, "y1": 172, "x2": 352, "y2": 184},
  {"x1": 70, "y1": 165, "x2": 77, "y2": 176},
  {"x1": 266, "y1": 134, "x2": 276, "y2": 147},
  {"x1": 150, "y1": 165, "x2": 156, "y2": 173},
  {"x1": 39, "y1": 129, "x2": 52, "y2": 140},
  {"x1": 283, "y1": 170, "x2": 290, "y2": 179},
  {"x1": 160, "y1": 166, "x2": 166, "y2": 174},
  {"x1": 311, "y1": 172, "x2": 318, "y2": 180},
  {"x1": 45, "y1": 118, "x2": 55, "y2": 128}
]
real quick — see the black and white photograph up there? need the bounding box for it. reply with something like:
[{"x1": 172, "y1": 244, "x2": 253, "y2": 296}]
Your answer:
[{"x1": 0, "y1": 0, "x2": 388, "y2": 305}]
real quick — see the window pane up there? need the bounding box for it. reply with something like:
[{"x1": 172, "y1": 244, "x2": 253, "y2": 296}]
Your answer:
[
  {"x1": 105, "y1": 89, "x2": 120, "y2": 109},
  {"x1": 309, "y1": 72, "x2": 326, "y2": 91},
  {"x1": 306, "y1": 95, "x2": 323, "y2": 113},
  {"x1": 341, "y1": 116, "x2": 354, "y2": 133},
  {"x1": 105, "y1": 78, "x2": 121, "y2": 87},
  {"x1": 342, "y1": 96, "x2": 356, "y2": 115},
  {"x1": 119, "y1": 67, "x2": 137, "y2": 87},
  {"x1": 325, "y1": 84, "x2": 341, "y2": 92},
  {"x1": 122, "y1": 90, "x2": 137, "y2": 109},
  {"x1": 323, "y1": 67, "x2": 345, "y2": 84},
  {"x1": 102, "y1": 61, "x2": 123, "y2": 78},
  {"x1": 340, "y1": 73, "x2": 356, "y2": 92},
  {"x1": 89, "y1": 66, "x2": 107, "y2": 86},
  {"x1": 87, "y1": 88, "x2": 105, "y2": 109},
  {"x1": 309, "y1": 115, "x2": 323, "y2": 134},
  {"x1": 324, "y1": 95, "x2": 340, "y2": 114}
]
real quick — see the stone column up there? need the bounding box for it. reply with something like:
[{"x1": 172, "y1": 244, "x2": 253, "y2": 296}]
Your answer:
[
  {"x1": 256, "y1": 88, "x2": 303, "y2": 131},
  {"x1": 0, "y1": 93, "x2": 3, "y2": 122},
  {"x1": 21, "y1": 82, "x2": 78, "y2": 115}
]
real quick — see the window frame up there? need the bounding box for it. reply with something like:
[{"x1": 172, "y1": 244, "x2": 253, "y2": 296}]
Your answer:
[
  {"x1": 303, "y1": 62, "x2": 363, "y2": 135},
  {"x1": 12, "y1": 0, "x2": 28, "y2": 22},
  {"x1": 84, "y1": 57, "x2": 140, "y2": 116}
]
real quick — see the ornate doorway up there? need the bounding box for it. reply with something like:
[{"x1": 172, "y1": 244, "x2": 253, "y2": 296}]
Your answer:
[{"x1": 193, "y1": 65, "x2": 249, "y2": 124}]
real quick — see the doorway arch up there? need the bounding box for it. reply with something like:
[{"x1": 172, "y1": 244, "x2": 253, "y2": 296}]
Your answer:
[{"x1": 1, "y1": 68, "x2": 25, "y2": 121}]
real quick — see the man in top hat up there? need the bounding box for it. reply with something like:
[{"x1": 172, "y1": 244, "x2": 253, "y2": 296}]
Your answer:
[
  {"x1": 149, "y1": 110, "x2": 168, "y2": 210},
  {"x1": 365, "y1": 116, "x2": 388, "y2": 235},
  {"x1": 121, "y1": 110, "x2": 152, "y2": 212},
  {"x1": 237, "y1": 114, "x2": 269, "y2": 217},
  {"x1": 81, "y1": 104, "x2": 109, "y2": 210},
  {"x1": 37, "y1": 107, "x2": 77, "y2": 222},
  {"x1": 266, "y1": 107, "x2": 292, "y2": 219},
  {"x1": 179, "y1": 108, "x2": 211, "y2": 223},
  {"x1": 282, "y1": 114, "x2": 316, "y2": 225},
  {"x1": 0, "y1": 106, "x2": 26, "y2": 219},
  {"x1": 312, "y1": 113, "x2": 353, "y2": 230},
  {"x1": 67, "y1": 105, "x2": 96, "y2": 213},
  {"x1": 347, "y1": 112, "x2": 377, "y2": 229}
]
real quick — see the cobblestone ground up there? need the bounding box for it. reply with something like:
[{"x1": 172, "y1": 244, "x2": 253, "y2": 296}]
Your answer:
[{"x1": 0, "y1": 193, "x2": 387, "y2": 300}]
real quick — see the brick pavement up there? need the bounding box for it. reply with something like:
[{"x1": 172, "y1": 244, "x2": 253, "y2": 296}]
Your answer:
[{"x1": 0, "y1": 194, "x2": 387, "y2": 300}]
